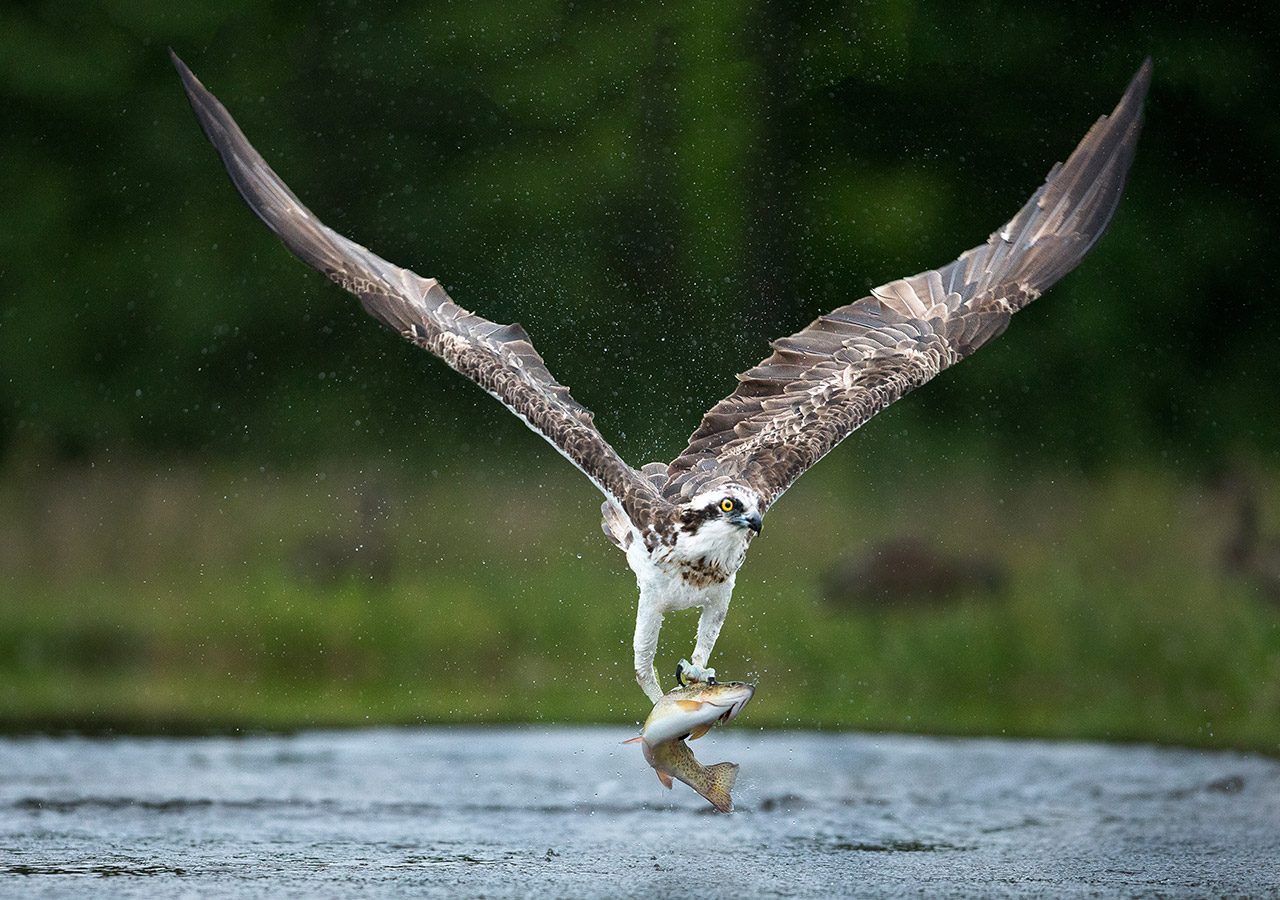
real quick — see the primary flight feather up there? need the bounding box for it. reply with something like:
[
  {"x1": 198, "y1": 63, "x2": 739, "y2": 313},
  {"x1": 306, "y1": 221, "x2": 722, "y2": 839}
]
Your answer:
[{"x1": 173, "y1": 51, "x2": 1149, "y2": 701}]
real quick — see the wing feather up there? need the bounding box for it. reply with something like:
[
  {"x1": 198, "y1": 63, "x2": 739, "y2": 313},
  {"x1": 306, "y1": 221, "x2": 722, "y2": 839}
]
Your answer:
[
  {"x1": 665, "y1": 59, "x2": 1151, "y2": 508},
  {"x1": 171, "y1": 51, "x2": 670, "y2": 528}
]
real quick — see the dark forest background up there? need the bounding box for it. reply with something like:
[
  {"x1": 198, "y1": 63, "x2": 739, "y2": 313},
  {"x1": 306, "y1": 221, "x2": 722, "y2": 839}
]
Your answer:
[
  {"x1": 2, "y1": 1, "x2": 1275, "y2": 470},
  {"x1": 2, "y1": 2, "x2": 1278, "y2": 743}
]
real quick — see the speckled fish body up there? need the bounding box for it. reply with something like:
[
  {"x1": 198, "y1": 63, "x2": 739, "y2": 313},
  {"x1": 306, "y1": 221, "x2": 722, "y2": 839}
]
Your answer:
[
  {"x1": 637, "y1": 681, "x2": 755, "y2": 747},
  {"x1": 642, "y1": 737, "x2": 740, "y2": 813},
  {"x1": 627, "y1": 680, "x2": 754, "y2": 812}
]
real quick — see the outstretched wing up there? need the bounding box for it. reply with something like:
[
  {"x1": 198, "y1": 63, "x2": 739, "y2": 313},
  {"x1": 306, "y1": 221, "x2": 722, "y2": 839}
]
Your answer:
[
  {"x1": 172, "y1": 52, "x2": 670, "y2": 528},
  {"x1": 664, "y1": 60, "x2": 1151, "y2": 509}
]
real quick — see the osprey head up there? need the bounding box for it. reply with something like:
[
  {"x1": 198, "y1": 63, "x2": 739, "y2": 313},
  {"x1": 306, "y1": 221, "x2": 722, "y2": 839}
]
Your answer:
[
  {"x1": 669, "y1": 486, "x2": 763, "y2": 577},
  {"x1": 679, "y1": 486, "x2": 764, "y2": 540}
]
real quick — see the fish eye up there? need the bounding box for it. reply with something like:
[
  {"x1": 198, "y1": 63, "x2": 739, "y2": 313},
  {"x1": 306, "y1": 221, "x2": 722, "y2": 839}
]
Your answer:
[{"x1": 719, "y1": 498, "x2": 735, "y2": 513}]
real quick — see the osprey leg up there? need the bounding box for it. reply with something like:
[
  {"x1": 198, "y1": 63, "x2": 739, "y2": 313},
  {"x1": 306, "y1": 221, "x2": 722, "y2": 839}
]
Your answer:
[
  {"x1": 633, "y1": 602, "x2": 665, "y2": 702},
  {"x1": 678, "y1": 595, "x2": 728, "y2": 684},
  {"x1": 691, "y1": 595, "x2": 728, "y2": 670}
]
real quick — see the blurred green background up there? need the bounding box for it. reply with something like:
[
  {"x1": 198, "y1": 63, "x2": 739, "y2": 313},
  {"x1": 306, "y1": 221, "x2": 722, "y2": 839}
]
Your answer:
[{"x1": 2, "y1": 2, "x2": 1278, "y2": 749}]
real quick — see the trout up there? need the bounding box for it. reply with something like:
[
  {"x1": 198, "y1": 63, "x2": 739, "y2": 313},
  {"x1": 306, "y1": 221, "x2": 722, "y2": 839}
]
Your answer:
[
  {"x1": 641, "y1": 738, "x2": 741, "y2": 813},
  {"x1": 626, "y1": 680, "x2": 755, "y2": 812}
]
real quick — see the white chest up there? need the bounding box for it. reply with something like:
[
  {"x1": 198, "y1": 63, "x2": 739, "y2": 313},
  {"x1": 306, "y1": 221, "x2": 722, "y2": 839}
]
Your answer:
[{"x1": 624, "y1": 525, "x2": 743, "y2": 613}]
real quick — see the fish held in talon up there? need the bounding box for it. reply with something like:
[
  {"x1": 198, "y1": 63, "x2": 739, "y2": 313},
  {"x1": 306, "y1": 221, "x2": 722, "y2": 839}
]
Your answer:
[
  {"x1": 642, "y1": 739, "x2": 740, "y2": 814},
  {"x1": 633, "y1": 680, "x2": 756, "y2": 747},
  {"x1": 625, "y1": 680, "x2": 755, "y2": 812}
]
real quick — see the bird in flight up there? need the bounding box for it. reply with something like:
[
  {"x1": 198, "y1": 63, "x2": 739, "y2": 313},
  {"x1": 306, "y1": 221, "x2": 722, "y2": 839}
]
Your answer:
[{"x1": 173, "y1": 52, "x2": 1149, "y2": 702}]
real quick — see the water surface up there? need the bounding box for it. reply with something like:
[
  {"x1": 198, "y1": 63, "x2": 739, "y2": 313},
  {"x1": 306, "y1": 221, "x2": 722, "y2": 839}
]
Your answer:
[{"x1": 2, "y1": 728, "x2": 1277, "y2": 896}]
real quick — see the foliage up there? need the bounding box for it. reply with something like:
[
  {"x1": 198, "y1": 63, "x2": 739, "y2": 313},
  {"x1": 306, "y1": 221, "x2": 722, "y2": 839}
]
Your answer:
[
  {"x1": 1, "y1": 3, "x2": 1277, "y2": 744},
  {"x1": 1, "y1": 2, "x2": 1277, "y2": 469},
  {"x1": 2, "y1": 460, "x2": 1277, "y2": 752}
]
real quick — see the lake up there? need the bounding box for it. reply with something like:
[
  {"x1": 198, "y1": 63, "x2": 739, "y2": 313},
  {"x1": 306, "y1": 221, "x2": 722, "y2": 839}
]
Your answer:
[{"x1": 3, "y1": 728, "x2": 1277, "y2": 896}]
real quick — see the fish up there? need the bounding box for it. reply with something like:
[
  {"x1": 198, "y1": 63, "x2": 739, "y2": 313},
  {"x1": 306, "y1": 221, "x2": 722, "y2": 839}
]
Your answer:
[
  {"x1": 635, "y1": 680, "x2": 756, "y2": 746},
  {"x1": 625, "y1": 680, "x2": 755, "y2": 812},
  {"x1": 641, "y1": 737, "x2": 741, "y2": 813}
]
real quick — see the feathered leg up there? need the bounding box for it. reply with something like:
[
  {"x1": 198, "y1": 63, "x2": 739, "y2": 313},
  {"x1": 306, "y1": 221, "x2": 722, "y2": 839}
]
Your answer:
[
  {"x1": 633, "y1": 600, "x2": 665, "y2": 702},
  {"x1": 678, "y1": 592, "x2": 729, "y2": 684},
  {"x1": 691, "y1": 594, "x2": 729, "y2": 670}
]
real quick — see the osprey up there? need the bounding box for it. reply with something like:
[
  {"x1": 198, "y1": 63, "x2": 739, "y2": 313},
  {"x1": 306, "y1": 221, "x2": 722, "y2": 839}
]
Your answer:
[{"x1": 173, "y1": 52, "x2": 1150, "y2": 702}]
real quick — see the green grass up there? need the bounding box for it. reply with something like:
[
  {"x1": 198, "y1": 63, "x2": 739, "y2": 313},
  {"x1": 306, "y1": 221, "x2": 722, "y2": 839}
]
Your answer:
[{"x1": 1, "y1": 457, "x2": 1278, "y2": 753}]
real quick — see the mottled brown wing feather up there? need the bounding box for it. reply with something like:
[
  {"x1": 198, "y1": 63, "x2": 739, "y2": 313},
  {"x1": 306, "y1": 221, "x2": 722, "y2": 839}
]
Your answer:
[
  {"x1": 665, "y1": 59, "x2": 1151, "y2": 509},
  {"x1": 171, "y1": 51, "x2": 671, "y2": 528}
]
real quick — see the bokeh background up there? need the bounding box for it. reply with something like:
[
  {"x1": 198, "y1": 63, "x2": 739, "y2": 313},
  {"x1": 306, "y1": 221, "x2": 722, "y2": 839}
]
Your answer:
[{"x1": 2, "y1": 1, "x2": 1277, "y2": 749}]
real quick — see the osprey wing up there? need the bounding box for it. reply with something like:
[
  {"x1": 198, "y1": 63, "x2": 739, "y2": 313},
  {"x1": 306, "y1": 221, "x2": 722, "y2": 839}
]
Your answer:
[
  {"x1": 173, "y1": 52, "x2": 669, "y2": 527},
  {"x1": 664, "y1": 60, "x2": 1150, "y2": 509}
]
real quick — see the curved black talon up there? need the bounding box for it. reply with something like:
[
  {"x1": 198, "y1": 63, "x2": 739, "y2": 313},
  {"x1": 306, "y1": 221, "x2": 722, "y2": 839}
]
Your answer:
[{"x1": 675, "y1": 659, "x2": 716, "y2": 686}]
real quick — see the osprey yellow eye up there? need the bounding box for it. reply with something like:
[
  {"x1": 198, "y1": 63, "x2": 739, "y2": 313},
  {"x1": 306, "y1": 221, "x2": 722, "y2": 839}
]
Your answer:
[{"x1": 720, "y1": 498, "x2": 735, "y2": 513}]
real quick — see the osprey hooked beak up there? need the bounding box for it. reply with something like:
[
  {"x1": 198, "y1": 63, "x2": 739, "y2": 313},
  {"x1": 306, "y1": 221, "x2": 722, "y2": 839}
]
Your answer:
[{"x1": 735, "y1": 511, "x2": 763, "y2": 534}]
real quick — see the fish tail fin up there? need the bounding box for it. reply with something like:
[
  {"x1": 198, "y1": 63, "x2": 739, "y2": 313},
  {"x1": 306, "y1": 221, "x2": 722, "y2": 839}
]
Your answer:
[{"x1": 703, "y1": 762, "x2": 740, "y2": 813}]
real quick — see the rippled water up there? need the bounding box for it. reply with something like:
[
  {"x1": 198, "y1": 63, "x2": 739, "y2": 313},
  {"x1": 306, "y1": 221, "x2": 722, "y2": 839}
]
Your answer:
[{"x1": 2, "y1": 728, "x2": 1277, "y2": 896}]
